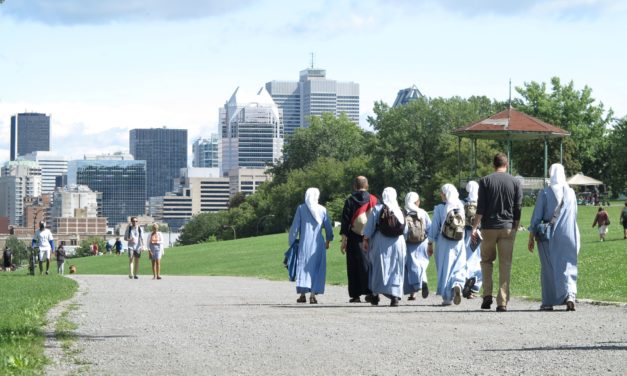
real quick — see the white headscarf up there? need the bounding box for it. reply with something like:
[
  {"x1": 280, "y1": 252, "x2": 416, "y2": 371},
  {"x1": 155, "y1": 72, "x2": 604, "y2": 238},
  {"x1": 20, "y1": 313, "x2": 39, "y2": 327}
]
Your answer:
[
  {"x1": 549, "y1": 163, "x2": 567, "y2": 203},
  {"x1": 382, "y1": 187, "x2": 405, "y2": 224},
  {"x1": 404, "y1": 192, "x2": 420, "y2": 214},
  {"x1": 442, "y1": 183, "x2": 464, "y2": 215},
  {"x1": 466, "y1": 181, "x2": 479, "y2": 202},
  {"x1": 305, "y1": 187, "x2": 325, "y2": 224}
]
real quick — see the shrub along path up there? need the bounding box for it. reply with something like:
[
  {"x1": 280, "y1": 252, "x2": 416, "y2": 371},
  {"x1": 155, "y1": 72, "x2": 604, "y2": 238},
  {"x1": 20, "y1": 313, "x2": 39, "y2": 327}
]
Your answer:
[{"x1": 46, "y1": 275, "x2": 626, "y2": 375}]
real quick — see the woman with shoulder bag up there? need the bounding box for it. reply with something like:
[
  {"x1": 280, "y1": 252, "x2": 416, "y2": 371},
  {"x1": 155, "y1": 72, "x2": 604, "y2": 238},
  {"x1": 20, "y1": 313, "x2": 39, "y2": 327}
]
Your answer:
[
  {"x1": 149, "y1": 223, "x2": 164, "y2": 280},
  {"x1": 528, "y1": 163, "x2": 580, "y2": 311}
]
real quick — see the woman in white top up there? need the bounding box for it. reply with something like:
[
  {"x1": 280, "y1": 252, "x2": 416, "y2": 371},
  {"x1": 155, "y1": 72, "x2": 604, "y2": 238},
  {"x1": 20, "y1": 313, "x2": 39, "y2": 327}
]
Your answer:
[{"x1": 149, "y1": 223, "x2": 164, "y2": 280}]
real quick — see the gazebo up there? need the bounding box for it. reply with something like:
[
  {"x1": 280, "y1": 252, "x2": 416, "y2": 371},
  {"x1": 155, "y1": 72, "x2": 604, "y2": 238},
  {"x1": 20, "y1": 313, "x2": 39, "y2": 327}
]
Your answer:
[{"x1": 451, "y1": 108, "x2": 570, "y2": 188}]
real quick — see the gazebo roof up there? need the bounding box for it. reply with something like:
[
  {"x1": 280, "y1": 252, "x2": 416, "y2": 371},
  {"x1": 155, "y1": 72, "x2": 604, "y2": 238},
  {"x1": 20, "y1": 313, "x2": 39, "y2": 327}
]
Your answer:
[{"x1": 452, "y1": 108, "x2": 570, "y2": 140}]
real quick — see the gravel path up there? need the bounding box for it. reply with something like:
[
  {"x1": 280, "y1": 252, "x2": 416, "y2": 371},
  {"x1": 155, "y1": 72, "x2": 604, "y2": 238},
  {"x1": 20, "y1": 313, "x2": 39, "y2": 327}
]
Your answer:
[{"x1": 45, "y1": 275, "x2": 626, "y2": 375}]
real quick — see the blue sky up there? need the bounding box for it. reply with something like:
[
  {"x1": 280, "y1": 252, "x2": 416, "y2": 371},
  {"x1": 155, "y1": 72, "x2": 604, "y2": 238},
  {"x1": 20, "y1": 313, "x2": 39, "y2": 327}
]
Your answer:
[{"x1": 1, "y1": 0, "x2": 626, "y2": 163}]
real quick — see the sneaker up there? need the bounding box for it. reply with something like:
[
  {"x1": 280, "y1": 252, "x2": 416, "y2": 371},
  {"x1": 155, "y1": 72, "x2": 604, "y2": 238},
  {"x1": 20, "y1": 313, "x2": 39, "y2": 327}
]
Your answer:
[
  {"x1": 133, "y1": 276, "x2": 138, "y2": 279},
  {"x1": 462, "y1": 277, "x2": 476, "y2": 298},
  {"x1": 453, "y1": 286, "x2": 462, "y2": 305},
  {"x1": 45, "y1": 271, "x2": 49, "y2": 275},
  {"x1": 481, "y1": 295, "x2": 493, "y2": 310},
  {"x1": 421, "y1": 282, "x2": 429, "y2": 299}
]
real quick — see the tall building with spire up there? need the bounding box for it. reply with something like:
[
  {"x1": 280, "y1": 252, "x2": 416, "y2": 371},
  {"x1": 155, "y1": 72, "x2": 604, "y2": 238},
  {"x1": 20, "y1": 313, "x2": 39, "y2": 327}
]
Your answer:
[
  {"x1": 393, "y1": 85, "x2": 424, "y2": 107},
  {"x1": 219, "y1": 87, "x2": 284, "y2": 175},
  {"x1": 265, "y1": 66, "x2": 359, "y2": 135}
]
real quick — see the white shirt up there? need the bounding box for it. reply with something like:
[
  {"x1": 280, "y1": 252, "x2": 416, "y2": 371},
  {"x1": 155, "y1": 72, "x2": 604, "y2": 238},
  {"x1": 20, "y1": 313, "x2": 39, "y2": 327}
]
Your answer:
[{"x1": 36, "y1": 229, "x2": 54, "y2": 251}]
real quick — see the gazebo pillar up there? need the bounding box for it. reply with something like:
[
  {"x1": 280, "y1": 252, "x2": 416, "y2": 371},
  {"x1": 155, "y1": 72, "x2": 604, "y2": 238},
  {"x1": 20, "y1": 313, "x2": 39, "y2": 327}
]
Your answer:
[
  {"x1": 544, "y1": 137, "x2": 548, "y2": 183},
  {"x1": 507, "y1": 139, "x2": 512, "y2": 174},
  {"x1": 457, "y1": 137, "x2": 461, "y2": 188},
  {"x1": 560, "y1": 139, "x2": 563, "y2": 164},
  {"x1": 472, "y1": 138, "x2": 477, "y2": 178}
]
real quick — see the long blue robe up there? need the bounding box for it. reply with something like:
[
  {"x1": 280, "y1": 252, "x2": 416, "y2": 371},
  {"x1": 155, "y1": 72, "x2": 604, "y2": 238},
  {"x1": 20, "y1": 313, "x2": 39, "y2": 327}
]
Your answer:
[
  {"x1": 289, "y1": 204, "x2": 334, "y2": 294},
  {"x1": 428, "y1": 203, "x2": 467, "y2": 303},
  {"x1": 403, "y1": 209, "x2": 431, "y2": 295},
  {"x1": 529, "y1": 187, "x2": 580, "y2": 306},
  {"x1": 363, "y1": 204, "x2": 406, "y2": 298},
  {"x1": 463, "y1": 199, "x2": 482, "y2": 293}
]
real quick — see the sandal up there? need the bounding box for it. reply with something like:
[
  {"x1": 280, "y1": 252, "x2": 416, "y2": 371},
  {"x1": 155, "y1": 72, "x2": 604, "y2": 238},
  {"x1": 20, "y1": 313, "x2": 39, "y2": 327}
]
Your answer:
[{"x1": 296, "y1": 295, "x2": 306, "y2": 303}]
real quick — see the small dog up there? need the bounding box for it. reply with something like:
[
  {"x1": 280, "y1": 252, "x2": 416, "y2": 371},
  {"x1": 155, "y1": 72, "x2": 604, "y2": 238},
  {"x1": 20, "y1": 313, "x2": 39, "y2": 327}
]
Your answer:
[{"x1": 69, "y1": 265, "x2": 77, "y2": 274}]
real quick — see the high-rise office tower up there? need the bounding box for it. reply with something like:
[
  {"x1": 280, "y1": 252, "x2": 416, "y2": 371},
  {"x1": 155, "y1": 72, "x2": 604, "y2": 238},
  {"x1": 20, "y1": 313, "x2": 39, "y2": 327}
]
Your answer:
[
  {"x1": 23, "y1": 151, "x2": 68, "y2": 195},
  {"x1": 219, "y1": 87, "x2": 284, "y2": 175},
  {"x1": 129, "y1": 127, "x2": 187, "y2": 198},
  {"x1": 393, "y1": 85, "x2": 424, "y2": 107},
  {"x1": 192, "y1": 134, "x2": 220, "y2": 168},
  {"x1": 265, "y1": 67, "x2": 359, "y2": 135},
  {"x1": 0, "y1": 160, "x2": 42, "y2": 226},
  {"x1": 67, "y1": 157, "x2": 146, "y2": 225},
  {"x1": 10, "y1": 113, "x2": 51, "y2": 161}
]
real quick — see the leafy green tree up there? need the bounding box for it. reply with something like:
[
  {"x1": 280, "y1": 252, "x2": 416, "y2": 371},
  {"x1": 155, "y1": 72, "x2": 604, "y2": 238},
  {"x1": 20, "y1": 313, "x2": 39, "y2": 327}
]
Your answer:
[
  {"x1": 603, "y1": 116, "x2": 627, "y2": 196},
  {"x1": 512, "y1": 77, "x2": 613, "y2": 177},
  {"x1": 177, "y1": 212, "x2": 228, "y2": 245}
]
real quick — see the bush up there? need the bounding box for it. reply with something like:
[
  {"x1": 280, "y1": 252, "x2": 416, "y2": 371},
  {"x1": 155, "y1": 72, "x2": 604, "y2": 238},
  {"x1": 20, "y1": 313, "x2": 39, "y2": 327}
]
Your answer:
[{"x1": 522, "y1": 195, "x2": 536, "y2": 207}]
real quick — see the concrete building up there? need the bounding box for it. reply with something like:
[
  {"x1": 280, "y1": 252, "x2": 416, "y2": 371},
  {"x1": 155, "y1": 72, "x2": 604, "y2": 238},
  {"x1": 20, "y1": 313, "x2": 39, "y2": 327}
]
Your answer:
[
  {"x1": 23, "y1": 151, "x2": 68, "y2": 195},
  {"x1": 50, "y1": 185, "x2": 100, "y2": 219},
  {"x1": 228, "y1": 168, "x2": 270, "y2": 196},
  {"x1": 219, "y1": 87, "x2": 284, "y2": 175},
  {"x1": 0, "y1": 160, "x2": 42, "y2": 226},
  {"x1": 10, "y1": 113, "x2": 51, "y2": 161},
  {"x1": 130, "y1": 127, "x2": 188, "y2": 198},
  {"x1": 265, "y1": 66, "x2": 360, "y2": 135},
  {"x1": 67, "y1": 156, "x2": 146, "y2": 226},
  {"x1": 192, "y1": 134, "x2": 220, "y2": 168}
]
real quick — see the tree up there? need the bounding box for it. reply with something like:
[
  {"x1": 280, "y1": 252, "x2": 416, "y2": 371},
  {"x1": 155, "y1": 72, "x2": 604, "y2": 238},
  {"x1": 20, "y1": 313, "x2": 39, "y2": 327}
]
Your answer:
[
  {"x1": 603, "y1": 116, "x2": 627, "y2": 196},
  {"x1": 513, "y1": 77, "x2": 613, "y2": 177}
]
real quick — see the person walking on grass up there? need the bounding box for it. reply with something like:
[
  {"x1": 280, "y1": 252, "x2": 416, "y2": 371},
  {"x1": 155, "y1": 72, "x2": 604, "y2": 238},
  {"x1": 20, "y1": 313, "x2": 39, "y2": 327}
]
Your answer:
[
  {"x1": 427, "y1": 184, "x2": 467, "y2": 306},
  {"x1": 34, "y1": 221, "x2": 54, "y2": 275},
  {"x1": 289, "y1": 188, "x2": 334, "y2": 304},
  {"x1": 340, "y1": 176, "x2": 377, "y2": 303},
  {"x1": 125, "y1": 216, "x2": 144, "y2": 279},
  {"x1": 471, "y1": 153, "x2": 522, "y2": 312},
  {"x1": 528, "y1": 163, "x2": 580, "y2": 311},
  {"x1": 592, "y1": 207, "x2": 610, "y2": 242},
  {"x1": 362, "y1": 187, "x2": 406, "y2": 307},
  {"x1": 403, "y1": 192, "x2": 431, "y2": 301},
  {"x1": 621, "y1": 201, "x2": 627, "y2": 240},
  {"x1": 56, "y1": 241, "x2": 67, "y2": 275},
  {"x1": 149, "y1": 223, "x2": 164, "y2": 280}
]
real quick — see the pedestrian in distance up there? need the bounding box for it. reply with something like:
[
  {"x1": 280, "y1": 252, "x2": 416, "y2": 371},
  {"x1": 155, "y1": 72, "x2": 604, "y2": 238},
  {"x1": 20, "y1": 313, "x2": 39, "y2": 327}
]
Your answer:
[
  {"x1": 402, "y1": 192, "x2": 431, "y2": 300},
  {"x1": 621, "y1": 201, "x2": 627, "y2": 240},
  {"x1": 288, "y1": 188, "x2": 334, "y2": 304},
  {"x1": 125, "y1": 216, "x2": 145, "y2": 279},
  {"x1": 592, "y1": 207, "x2": 610, "y2": 242},
  {"x1": 471, "y1": 153, "x2": 523, "y2": 312},
  {"x1": 56, "y1": 241, "x2": 67, "y2": 275},
  {"x1": 33, "y1": 221, "x2": 54, "y2": 275},
  {"x1": 362, "y1": 187, "x2": 406, "y2": 307},
  {"x1": 105, "y1": 240, "x2": 112, "y2": 254},
  {"x1": 339, "y1": 176, "x2": 377, "y2": 303},
  {"x1": 528, "y1": 163, "x2": 580, "y2": 311},
  {"x1": 114, "y1": 237, "x2": 123, "y2": 255},
  {"x1": 427, "y1": 184, "x2": 467, "y2": 306},
  {"x1": 2, "y1": 246, "x2": 13, "y2": 272},
  {"x1": 148, "y1": 223, "x2": 164, "y2": 280}
]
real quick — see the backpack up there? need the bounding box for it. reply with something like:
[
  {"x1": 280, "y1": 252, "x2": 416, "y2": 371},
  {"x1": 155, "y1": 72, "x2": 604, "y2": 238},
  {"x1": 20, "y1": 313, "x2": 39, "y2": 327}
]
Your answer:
[
  {"x1": 378, "y1": 205, "x2": 405, "y2": 237},
  {"x1": 464, "y1": 201, "x2": 477, "y2": 228},
  {"x1": 125, "y1": 225, "x2": 142, "y2": 241},
  {"x1": 442, "y1": 208, "x2": 465, "y2": 241},
  {"x1": 350, "y1": 195, "x2": 378, "y2": 236},
  {"x1": 405, "y1": 213, "x2": 426, "y2": 244}
]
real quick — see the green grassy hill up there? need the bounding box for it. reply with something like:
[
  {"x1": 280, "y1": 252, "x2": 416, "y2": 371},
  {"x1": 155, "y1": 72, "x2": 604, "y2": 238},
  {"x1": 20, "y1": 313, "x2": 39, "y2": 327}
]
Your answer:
[{"x1": 67, "y1": 203, "x2": 626, "y2": 302}]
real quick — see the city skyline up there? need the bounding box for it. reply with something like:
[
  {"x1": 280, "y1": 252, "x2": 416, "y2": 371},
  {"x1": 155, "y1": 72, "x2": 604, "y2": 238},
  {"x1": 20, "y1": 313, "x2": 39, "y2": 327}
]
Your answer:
[{"x1": 1, "y1": 1, "x2": 626, "y2": 164}]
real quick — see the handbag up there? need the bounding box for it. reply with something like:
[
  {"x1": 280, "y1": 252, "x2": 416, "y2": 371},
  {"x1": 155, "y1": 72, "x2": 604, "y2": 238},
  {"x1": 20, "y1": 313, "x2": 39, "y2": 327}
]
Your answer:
[{"x1": 535, "y1": 188, "x2": 565, "y2": 242}]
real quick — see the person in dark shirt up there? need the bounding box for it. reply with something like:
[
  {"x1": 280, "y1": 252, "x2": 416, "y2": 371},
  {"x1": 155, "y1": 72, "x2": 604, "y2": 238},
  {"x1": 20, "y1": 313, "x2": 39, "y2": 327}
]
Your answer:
[
  {"x1": 340, "y1": 176, "x2": 377, "y2": 303},
  {"x1": 3, "y1": 247, "x2": 12, "y2": 272},
  {"x1": 471, "y1": 153, "x2": 523, "y2": 312},
  {"x1": 56, "y1": 242, "x2": 67, "y2": 275}
]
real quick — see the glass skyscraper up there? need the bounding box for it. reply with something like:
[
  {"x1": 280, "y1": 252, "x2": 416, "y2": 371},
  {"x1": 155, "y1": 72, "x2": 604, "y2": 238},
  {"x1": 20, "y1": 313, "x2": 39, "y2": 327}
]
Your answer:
[
  {"x1": 10, "y1": 113, "x2": 51, "y2": 161},
  {"x1": 192, "y1": 134, "x2": 220, "y2": 168},
  {"x1": 265, "y1": 67, "x2": 359, "y2": 135},
  {"x1": 129, "y1": 128, "x2": 187, "y2": 198},
  {"x1": 67, "y1": 159, "x2": 146, "y2": 225}
]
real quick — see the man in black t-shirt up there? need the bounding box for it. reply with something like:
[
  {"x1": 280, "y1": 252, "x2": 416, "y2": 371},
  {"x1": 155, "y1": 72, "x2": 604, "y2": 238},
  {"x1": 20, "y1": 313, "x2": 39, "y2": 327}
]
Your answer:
[
  {"x1": 471, "y1": 153, "x2": 522, "y2": 312},
  {"x1": 3, "y1": 247, "x2": 13, "y2": 271}
]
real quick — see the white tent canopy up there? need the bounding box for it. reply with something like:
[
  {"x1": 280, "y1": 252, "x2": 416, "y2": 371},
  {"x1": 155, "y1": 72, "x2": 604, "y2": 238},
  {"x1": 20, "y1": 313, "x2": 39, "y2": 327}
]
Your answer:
[{"x1": 567, "y1": 173, "x2": 603, "y2": 186}]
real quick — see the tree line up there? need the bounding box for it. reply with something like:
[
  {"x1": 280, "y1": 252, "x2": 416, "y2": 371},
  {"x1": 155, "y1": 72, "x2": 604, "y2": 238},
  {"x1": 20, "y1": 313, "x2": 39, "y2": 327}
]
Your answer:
[{"x1": 177, "y1": 77, "x2": 626, "y2": 245}]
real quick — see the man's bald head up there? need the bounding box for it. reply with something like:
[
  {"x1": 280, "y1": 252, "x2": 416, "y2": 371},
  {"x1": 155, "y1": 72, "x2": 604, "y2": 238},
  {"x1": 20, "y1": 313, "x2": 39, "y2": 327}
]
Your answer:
[{"x1": 354, "y1": 176, "x2": 369, "y2": 191}]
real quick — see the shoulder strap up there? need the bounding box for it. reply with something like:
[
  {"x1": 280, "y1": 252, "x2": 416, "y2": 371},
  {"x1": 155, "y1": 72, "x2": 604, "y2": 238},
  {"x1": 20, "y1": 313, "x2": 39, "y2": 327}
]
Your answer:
[{"x1": 548, "y1": 187, "x2": 565, "y2": 226}]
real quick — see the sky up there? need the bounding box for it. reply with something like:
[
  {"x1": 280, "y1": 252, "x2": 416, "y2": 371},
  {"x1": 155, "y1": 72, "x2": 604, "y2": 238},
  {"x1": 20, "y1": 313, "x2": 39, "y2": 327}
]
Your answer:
[{"x1": 1, "y1": 0, "x2": 626, "y2": 164}]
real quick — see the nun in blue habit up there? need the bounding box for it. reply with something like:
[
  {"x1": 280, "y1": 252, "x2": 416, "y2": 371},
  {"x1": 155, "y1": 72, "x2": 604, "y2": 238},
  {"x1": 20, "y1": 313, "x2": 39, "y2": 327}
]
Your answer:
[
  {"x1": 427, "y1": 184, "x2": 467, "y2": 306},
  {"x1": 403, "y1": 192, "x2": 432, "y2": 300},
  {"x1": 362, "y1": 187, "x2": 406, "y2": 307},
  {"x1": 528, "y1": 163, "x2": 580, "y2": 311},
  {"x1": 289, "y1": 188, "x2": 334, "y2": 304},
  {"x1": 463, "y1": 181, "x2": 482, "y2": 298}
]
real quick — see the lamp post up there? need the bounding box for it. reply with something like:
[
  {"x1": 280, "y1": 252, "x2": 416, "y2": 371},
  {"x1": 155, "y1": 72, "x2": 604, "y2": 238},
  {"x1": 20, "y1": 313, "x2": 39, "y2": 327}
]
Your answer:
[
  {"x1": 256, "y1": 214, "x2": 275, "y2": 235},
  {"x1": 222, "y1": 224, "x2": 236, "y2": 240}
]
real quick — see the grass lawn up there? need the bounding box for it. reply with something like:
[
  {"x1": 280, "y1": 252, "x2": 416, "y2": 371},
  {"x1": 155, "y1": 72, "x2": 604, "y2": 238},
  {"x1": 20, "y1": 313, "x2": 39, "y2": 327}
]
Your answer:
[
  {"x1": 0, "y1": 273, "x2": 77, "y2": 375},
  {"x1": 68, "y1": 202, "x2": 626, "y2": 302}
]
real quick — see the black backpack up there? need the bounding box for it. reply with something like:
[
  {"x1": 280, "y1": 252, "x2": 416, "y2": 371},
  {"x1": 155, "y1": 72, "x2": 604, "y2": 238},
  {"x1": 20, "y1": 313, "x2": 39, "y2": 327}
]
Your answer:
[{"x1": 378, "y1": 205, "x2": 405, "y2": 237}]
